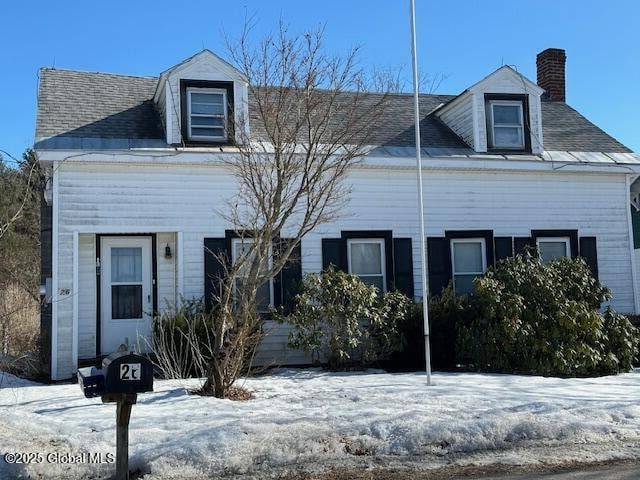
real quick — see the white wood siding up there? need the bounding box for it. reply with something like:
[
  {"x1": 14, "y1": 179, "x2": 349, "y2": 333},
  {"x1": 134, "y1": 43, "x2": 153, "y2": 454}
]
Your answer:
[
  {"x1": 156, "y1": 232, "x2": 177, "y2": 312},
  {"x1": 52, "y1": 161, "x2": 635, "y2": 378},
  {"x1": 78, "y1": 234, "x2": 96, "y2": 358},
  {"x1": 436, "y1": 93, "x2": 474, "y2": 148}
]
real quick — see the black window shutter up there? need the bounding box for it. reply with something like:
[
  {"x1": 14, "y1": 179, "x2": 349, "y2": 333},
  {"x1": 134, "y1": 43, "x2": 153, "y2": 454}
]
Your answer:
[
  {"x1": 427, "y1": 237, "x2": 452, "y2": 296},
  {"x1": 273, "y1": 239, "x2": 302, "y2": 313},
  {"x1": 494, "y1": 237, "x2": 514, "y2": 262},
  {"x1": 321, "y1": 238, "x2": 347, "y2": 271},
  {"x1": 579, "y1": 237, "x2": 598, "y2": 279},
  {"x1": 632, "y1": 208, "x2": 640, "y2": 249},
  {"x1": 204, "y1": 238, "x2": 229, "y2": 307},
  {"x1": 392, "y1": 238, "x2": 414, "y2": 297},
  {"x1": 514, "y1": 237, "x2": 535, "y2": 255}
]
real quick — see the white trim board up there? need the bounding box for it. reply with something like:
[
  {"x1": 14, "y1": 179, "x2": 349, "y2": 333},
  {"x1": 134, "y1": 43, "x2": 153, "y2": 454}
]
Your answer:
[
  {"x1": 626, "y1": 174, "x2": 640, "y2": 314},
  {"x1": 72, "y1": 231, "x2": 79, "y2": 372},
  {"x1": 51, "y1": 162, "x2": 59, "y2": 380},
  {"x1": 35, "y1": 150, "x2": 640, "y2": 173}
]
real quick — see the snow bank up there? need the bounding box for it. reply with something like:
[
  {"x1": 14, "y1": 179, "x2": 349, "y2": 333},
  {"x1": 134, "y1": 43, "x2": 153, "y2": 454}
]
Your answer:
[{"x1": 1, "y1": 369, "x2": 640, "y2": 478}]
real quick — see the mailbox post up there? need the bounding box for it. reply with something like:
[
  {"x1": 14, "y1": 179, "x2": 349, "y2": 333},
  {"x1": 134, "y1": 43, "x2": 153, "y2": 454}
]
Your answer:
[{"x1": 78, "y1": 352, "x2": 153, "y2": 480}]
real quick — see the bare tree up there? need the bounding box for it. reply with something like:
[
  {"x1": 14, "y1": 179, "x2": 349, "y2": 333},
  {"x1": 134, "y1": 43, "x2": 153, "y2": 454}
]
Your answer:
[
  {"x1": 197, "y1": 23, "x2": 395, "y2": 397},
  {"x1": 0, "y1": 150, "x2": 41, "y2": 242},
  {"x1": 0, "y1": 150, "x2": 43, "y2": 377}
]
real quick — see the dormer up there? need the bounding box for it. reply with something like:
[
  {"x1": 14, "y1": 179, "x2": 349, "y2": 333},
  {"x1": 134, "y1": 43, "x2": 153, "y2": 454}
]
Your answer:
[
  {"x1": 153, "y1": 50, "x2": 249, "y2": 146},
  {"x1": 436, "y1": 64, "x2": 545, "y2": 154}
]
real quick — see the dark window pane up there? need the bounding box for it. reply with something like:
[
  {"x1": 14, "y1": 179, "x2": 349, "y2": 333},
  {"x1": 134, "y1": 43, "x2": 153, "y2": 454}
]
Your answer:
[
  {"x1": 191, "y1": 127, "x2": 225, "y2": 138},
  {"x1": 454, "y1": 274, "x2": 477, "y2": 296},
  {"x1": 493, "y1": 126, "x2": 523, "y2": 147},
  {"x1": 493, "y1": 104, "x2": 521, "y2": 124},
  {"x1": 350, "y1": 242, "x2": 382, "y2": 274},
  {"x1": 358, "y1": 275, "x2": 385, "y2": 292},
  {"x1": 190, "y1": 116, "x2": 224, "y2": 127},
  {"x1": 234, "y1": 278, "x2": 271, "y2": 311},
  {"x1": 112, "y1": 285, "x2": 142, "y2": 319},
  {"x1": 191, "y1": 102, "x2": 224, "y2": 115},
  {"x1": 453, "y1": 242, "x2": 483, "y2": 272},
  {"x1": 190, "y1": 92, "x2": 224, "y2": 104},
  {"x1": 539, "y1": 241, "x2": 568, "y2": 264}
]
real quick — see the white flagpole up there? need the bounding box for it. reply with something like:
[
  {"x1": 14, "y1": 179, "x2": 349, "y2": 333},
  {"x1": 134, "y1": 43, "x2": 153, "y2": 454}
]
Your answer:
[{"x1": 409, "y1": 0, "x2": 432, "y2": 386}]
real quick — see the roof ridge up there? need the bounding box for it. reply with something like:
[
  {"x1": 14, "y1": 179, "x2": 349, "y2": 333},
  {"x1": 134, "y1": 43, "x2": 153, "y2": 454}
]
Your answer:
[{"x1": 39, "y1": 67, "x2": 158, "y2": 80}]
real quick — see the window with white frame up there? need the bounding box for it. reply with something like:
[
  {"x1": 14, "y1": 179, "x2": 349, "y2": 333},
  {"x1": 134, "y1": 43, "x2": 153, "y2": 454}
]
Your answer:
[
  {"x1": 536, "y1": 237, "x2": 571, "y2": 264},
  {"x1": 347, "y1": 239, "x2": 386, "y2": 292},
  {"x1": 187, "y1": 87, "x2": 227, "y2": 142},
  {"x1": 232, "y1": 239, "x2": 273, "y2": 312},
  {"x1": 451, "y1": 238, "x2": 486, "y2": 295},
  {"x1": 489, "y1": 100, "x2": 524, "y2": 149}
]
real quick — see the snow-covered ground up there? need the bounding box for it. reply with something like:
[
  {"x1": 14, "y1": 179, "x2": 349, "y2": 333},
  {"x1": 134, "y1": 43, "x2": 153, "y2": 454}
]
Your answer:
[{"x1": 1, "y1": 369, "x2": 640, "y2": 479}]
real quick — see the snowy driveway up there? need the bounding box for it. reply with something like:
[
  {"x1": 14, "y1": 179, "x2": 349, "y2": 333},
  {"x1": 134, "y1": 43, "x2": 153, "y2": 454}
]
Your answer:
[{"x1": 1, "y1": 370, "x2": 640, "y2": 479}]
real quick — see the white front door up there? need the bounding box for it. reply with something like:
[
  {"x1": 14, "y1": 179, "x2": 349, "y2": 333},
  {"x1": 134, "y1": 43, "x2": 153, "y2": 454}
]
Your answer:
[{"x1": 100, "y1": 236, "x2": 153, "y2": 354}]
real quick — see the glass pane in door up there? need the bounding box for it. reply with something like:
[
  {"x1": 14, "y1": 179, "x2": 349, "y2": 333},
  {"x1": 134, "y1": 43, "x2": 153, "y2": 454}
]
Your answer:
[
  {"x1": 111, "y1": 285, "x2": 143, "y2": 319},
  {"x1": 111, "y1": 247, "x2": 143, "y2": 319},
  {"x1": 111, "y1": 248, "x2": 142, "y2": 282}
]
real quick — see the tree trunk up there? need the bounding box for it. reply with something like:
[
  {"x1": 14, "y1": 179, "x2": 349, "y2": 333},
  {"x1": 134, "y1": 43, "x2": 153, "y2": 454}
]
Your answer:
[{"x1": 202, "y1": 360, "x2": 226, "y2": 398}]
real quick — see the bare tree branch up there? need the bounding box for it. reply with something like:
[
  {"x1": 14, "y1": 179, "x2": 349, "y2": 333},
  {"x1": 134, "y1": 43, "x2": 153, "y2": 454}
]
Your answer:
[{"x1": 197, "y1": 21, "x2": 396, "y2": 397}]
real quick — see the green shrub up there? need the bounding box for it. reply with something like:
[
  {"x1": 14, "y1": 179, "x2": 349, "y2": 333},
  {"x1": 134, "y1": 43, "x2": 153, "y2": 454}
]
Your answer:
[
  {"x1": 457, "y1": 252, "x2": 638, "y2": 376},
  {"x1": 626, "y1": 314, "x2": 640, "y2": 365},
  {"x1": 600, "y1": 308, "x2": 639, "y2": 374},
  {"x1": 390, "y1": 301, "x2": 425, "y2": 370},
  {"x1": 428, "y1": 286, "x2": 478, "y2": 369},
  {"x1": 284, "y1": 267, "x2": 411, "y2": 370},
  {"x1": 392, "y1": 287, "x2": 476, "y2": 370}
]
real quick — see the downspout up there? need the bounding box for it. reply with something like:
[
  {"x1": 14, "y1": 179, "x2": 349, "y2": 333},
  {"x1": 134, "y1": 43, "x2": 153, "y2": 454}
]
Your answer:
[{"x1": 625, "y1": 174, "x2": 640, "y2": 314}]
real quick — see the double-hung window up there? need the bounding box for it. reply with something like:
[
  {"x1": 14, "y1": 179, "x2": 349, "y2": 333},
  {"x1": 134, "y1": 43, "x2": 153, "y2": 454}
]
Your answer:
[
  {"x1": 232, "y1": 239, "x2": 273, "y2": 312},
  {"x1": 536, "y1": 237, "x2": 571, "y2": 264},
  {"x1": 187, "y1": 87, "x2": 227, "y2": 142},
  {"x1": 489, "y1": 100, "x2": 525, "y2": 150},
  {"x1": 347, "y1": 239, "x2": 386, "y2": 292},
  {"x1": 451, "y1": 238, "x2": 486, "y2": 295}
]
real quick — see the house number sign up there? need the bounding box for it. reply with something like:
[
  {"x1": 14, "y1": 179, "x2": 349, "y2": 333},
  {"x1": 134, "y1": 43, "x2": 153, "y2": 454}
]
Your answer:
[{"x1": 119, "y1": 363, "x2": 141, "y2": 381}]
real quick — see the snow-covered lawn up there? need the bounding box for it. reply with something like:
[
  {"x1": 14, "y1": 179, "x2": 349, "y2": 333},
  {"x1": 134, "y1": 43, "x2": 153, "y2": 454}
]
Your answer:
[{"x1": 1, "y1": 369, "x2": 640, "y2": 479}]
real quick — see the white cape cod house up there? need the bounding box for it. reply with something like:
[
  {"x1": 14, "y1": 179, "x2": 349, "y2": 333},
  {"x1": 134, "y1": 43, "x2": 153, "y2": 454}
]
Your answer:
[{"x1": 35, "y1": 48, "x2": 640, "y2": 380}]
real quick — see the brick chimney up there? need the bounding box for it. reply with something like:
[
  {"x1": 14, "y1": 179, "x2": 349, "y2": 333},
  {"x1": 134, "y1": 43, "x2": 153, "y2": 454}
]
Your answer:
[{"x1": 536, "y1": 48, "x2": 566, "y2": 102}]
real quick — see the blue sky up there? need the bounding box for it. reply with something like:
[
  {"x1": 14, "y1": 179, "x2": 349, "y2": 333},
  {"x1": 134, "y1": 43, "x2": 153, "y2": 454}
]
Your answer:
[{"x1": 1, "y1": 0, "x2": 638, "y2": 160}]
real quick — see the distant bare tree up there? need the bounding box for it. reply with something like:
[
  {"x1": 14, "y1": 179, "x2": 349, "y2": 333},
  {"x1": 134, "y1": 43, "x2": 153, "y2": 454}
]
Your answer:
[
  {"x1": 0, "y1": 149, "x2": 43, "y2": 377},
  {"x1": 0, "y1": 150, "x2": 41, "y2": 243},
  {"x1": 419, "y1": 71, "x2": 449, "y2": 94},
  {"x1": 198, "y1": 22, "x2": 396, "y2": 397},
  {"x1": 371, "y1": 66, "x2": 449, "y2": 94}
]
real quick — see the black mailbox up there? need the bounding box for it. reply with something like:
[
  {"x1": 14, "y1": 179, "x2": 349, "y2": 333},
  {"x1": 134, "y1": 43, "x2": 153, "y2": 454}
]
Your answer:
[
  {"x1": 78, "y1": 366, "x2": 105, "y2": 398},
  {"x1": 77, "y1": 352, "x2": 154, "y2": 480},
  {"x1": 102, "y1": 352, "x2": 154, "y2": 395}
]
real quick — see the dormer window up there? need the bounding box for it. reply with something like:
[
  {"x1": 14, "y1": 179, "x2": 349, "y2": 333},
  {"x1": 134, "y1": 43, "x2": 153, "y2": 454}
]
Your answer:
[
  {"x1": 485, "y1": 94, "x2": 530, "y2": 152},
  {"x1": 179, "y1": 79, "x2": 234, "y2": 145},
  {"x1": 187, "y1": 87, "x2": 227, "y2": 142}
]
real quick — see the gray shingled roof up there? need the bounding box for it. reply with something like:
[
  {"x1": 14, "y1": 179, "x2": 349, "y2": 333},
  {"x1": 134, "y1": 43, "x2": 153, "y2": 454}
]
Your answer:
[{"x1": 35, "y1": 67, "x2": 631, "y2": 153}]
